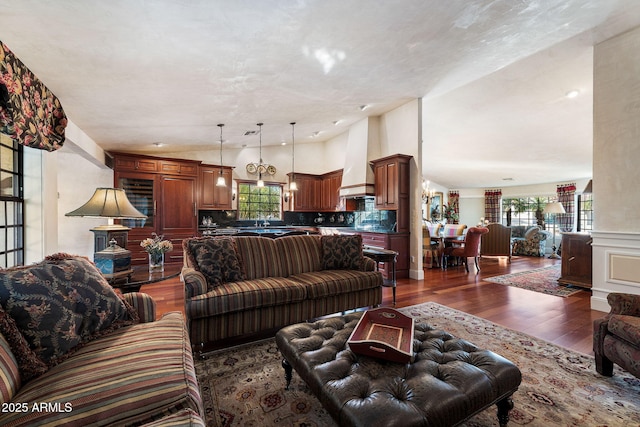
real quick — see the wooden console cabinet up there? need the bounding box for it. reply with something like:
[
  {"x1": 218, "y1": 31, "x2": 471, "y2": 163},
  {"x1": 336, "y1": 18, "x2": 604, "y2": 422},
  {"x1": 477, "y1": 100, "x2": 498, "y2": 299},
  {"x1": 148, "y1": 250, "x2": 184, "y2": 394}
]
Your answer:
[
  {"x1": 558, "y1": 232, "x2": 592, "y2": 289},
  {"x1": 356, "y1": 231, "x2": 410, "y2": 279}
]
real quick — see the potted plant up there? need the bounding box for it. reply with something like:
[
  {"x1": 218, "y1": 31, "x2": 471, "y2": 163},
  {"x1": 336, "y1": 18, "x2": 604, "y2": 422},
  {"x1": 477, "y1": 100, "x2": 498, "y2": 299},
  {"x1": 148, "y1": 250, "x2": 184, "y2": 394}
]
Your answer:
[{"x1": 443, "y1": 203, "x2": 459, "y2": 223}]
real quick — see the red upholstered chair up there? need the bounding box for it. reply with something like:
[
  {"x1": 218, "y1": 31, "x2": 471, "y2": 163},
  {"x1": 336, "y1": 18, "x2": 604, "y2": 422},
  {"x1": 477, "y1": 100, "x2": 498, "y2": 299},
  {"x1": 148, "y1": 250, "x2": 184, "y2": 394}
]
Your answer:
[{"x1": 443, "y1": 227, "x2": 489, "y2": 273}]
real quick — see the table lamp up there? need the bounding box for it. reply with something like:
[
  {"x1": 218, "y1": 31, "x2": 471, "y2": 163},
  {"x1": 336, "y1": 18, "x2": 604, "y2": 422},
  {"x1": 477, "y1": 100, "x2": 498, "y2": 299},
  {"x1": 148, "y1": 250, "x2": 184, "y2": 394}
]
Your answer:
[
  {"x1": 543, "y1": 201, "x2": 565, "y2": 259},
  {"x1": 66, "y1": 187, "x2": 147, "y2": 279}
]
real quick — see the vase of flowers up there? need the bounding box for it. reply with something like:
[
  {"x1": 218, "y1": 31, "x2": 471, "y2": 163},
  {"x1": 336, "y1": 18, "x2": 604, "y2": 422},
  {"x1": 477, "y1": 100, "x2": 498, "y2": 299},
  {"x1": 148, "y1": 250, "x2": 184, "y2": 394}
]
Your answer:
[{"x1": 140, "y1": 233, "x2": 173, "y2": 272}]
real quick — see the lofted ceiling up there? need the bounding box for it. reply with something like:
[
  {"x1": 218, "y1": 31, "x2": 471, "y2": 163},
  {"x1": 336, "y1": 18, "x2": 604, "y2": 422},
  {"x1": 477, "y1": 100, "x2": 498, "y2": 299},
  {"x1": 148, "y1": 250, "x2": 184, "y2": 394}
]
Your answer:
[{"x1": 1, "y1": 0, "x2": 640, "y2": 189}]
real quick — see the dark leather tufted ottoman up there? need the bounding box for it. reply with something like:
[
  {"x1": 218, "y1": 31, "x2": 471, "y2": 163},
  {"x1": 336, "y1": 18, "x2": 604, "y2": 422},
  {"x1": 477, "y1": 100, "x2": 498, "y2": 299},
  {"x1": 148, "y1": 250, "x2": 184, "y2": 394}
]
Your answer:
[{"x1": 276, "y1": 312, "x2": 522, "y2": 427}]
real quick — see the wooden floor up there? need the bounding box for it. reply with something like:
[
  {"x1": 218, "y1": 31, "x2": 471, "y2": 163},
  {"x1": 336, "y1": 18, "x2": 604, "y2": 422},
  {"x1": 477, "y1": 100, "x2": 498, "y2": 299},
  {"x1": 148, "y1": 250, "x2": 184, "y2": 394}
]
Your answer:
[{"x1": 140, "y1": 255, "x2": 605, "y2": 355}]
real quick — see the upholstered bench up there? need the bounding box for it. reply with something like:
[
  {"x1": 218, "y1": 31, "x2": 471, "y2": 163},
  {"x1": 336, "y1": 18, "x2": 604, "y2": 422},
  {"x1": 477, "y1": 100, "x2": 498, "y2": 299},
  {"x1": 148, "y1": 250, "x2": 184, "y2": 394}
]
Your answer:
[{"x1": 276, "y1": 312, "x2": 522, "y2": 427}]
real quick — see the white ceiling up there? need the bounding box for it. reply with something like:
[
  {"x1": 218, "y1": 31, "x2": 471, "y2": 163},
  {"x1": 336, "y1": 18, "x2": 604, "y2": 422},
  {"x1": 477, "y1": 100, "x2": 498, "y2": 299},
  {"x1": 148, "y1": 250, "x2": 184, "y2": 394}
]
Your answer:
[{"x1": 2, "y1": 0, "x2": 640, "y2": 189}]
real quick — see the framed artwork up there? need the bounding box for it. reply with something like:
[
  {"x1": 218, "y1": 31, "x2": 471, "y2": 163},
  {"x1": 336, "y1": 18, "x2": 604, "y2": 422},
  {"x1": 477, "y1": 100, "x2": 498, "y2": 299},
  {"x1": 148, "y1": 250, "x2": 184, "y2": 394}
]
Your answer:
[{"x1": 427, "y1": 192, "x2": 443, "y2": 221}]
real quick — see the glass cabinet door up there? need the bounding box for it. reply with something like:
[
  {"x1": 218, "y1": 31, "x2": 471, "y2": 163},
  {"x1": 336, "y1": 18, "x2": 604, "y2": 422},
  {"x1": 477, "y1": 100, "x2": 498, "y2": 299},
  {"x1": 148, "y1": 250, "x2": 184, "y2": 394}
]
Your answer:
[{"x1": 117, "y1": 174, "x2": 156, "y2": 230}]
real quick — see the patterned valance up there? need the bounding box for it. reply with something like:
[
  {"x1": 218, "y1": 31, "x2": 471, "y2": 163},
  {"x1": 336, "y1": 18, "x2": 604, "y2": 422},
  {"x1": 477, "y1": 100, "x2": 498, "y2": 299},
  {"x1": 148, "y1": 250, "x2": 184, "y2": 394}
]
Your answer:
[{"x1": 0, "y1": 40, "x2": 67, "y2": 151}]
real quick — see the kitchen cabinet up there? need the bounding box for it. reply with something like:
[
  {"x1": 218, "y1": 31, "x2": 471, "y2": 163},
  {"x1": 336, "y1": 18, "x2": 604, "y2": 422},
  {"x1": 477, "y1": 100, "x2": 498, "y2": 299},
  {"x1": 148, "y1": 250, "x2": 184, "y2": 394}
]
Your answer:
[
  {"x1": 371, "y1": 154, "x2": 411, "y2": 211},
  {"x1": 321, "y1": 170, "x2": 342, "y2": 211},
  {"x1": 370, "y1": 154, "x2": 411, "y2": 233},
  {"x1": 288, "y1": 170, "x2": 343, "y2": 212},
  {"x1": 199, "y1": 165, "x2": 233, "y2": 209},
  {"x1": 111, "y1": 153, "x2": 200, "y2": 265},
  {"x1": 558, "y1": 232, "x2": 592, "y2": 289},
  {"x1": 289, "y1": 173, "x2": 321, "y2": 211}
]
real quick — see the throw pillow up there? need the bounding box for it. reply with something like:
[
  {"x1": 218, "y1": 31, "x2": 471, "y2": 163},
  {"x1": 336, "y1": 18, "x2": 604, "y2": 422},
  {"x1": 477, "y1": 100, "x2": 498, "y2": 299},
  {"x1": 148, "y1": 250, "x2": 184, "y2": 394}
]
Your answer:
[
  {"x1": 0, "y1": 254, "x2": 138, "y2": 370},
  {"x1": 188, "y1": 237, "x2": 245, "y2": 290},
  {"x1": 321, "y1": 235, "x2": 364, "y2": 270},
  {"x1": 525, "y1": 226, "x2": 540, "y2": 240},
  {"x1": 0, "y1": 308, "x2": 48, "y2": 383}
]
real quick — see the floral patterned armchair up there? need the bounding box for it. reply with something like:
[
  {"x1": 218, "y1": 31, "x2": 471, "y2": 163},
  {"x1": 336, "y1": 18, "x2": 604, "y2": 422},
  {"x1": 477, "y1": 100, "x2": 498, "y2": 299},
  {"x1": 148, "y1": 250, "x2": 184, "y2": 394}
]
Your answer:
[
  {"x1": 594, "y1": 293, "x2": 640, "y2": 378},
  {"x1": 510, "y1": 225, "x2": 549, "y2": 257}
]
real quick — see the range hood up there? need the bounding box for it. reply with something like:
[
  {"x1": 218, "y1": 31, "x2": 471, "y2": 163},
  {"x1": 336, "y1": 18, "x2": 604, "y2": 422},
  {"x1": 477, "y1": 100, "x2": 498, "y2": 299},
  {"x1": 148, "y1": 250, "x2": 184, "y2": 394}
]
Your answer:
[{"x1": 339, "y1": 117, "x2": 380, "y2": 198}]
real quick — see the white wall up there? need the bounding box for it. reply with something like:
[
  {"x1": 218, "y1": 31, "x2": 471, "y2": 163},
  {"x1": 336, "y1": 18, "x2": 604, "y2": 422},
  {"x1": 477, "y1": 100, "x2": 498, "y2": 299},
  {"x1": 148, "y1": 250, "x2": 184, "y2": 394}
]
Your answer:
[
  {"x1": 592, "y1": 25, "x2": 640, "y2": 311},
  {"x1": 57, "y1": 149, "x2": 113, "y2": 257},
  {"x1": 378, "y1": 99, "x2": 423, "y2": 279}
]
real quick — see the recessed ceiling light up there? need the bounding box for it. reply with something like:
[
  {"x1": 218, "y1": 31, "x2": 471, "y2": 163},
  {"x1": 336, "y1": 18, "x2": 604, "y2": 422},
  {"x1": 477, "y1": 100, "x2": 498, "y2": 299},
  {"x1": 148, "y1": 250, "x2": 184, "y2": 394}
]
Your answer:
[
  {"x1": 359, "y1": 105, "x2": 369, "y2": 111},
  {"x1": 281, "y1": 141, "x2": 286, "y2": 146},
  {"x1": 311, "y1": 131, "x2": 321, "y2": 137},
  {"x1": 565, "y1": 90, "x2": 579, "y2": 99},
  {"x1": 502, "y1": 177, "x2": 514, "y2": 181},
  {"x1": 333, "y1": 120, "x2": 341, "y2": 125},
  {"x1": 153, "y1": 142, "x2": 163, "y2": 147}
]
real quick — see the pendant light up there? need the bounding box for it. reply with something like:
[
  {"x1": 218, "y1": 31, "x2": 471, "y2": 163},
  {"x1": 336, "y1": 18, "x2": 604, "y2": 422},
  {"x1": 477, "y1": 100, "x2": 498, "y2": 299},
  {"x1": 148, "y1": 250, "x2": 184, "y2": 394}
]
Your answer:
[
  {"x1": 216, "y1": 124, "x2": 226, "y2": 187},
  {"x1": 289, "y1": 122, "x2": 297, "y2": 191},
  {"x1": 256, "y1": 122, "x2": 264, "y2": 187}
]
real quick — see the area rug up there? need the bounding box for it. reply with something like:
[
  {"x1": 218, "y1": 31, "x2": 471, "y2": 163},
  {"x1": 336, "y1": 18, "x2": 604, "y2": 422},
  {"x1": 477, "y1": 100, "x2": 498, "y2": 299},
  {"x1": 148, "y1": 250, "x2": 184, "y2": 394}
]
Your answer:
[
  {"x1": 195, "y1": 302, "x2": 639, "y2": 426},
  {"x1": 484, "y1": 265, "x2": 583, "y2": 297}
]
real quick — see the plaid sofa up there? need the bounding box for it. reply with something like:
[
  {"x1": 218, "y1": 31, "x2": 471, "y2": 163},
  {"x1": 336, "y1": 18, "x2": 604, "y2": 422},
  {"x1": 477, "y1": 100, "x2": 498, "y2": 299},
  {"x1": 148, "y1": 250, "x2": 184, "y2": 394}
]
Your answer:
[
  {"x1": 0, "y1": 276, "x2": 204, "y2": 427},
  {"x1": 182, "y1": 234, "x2": 383, "y2": 344}
]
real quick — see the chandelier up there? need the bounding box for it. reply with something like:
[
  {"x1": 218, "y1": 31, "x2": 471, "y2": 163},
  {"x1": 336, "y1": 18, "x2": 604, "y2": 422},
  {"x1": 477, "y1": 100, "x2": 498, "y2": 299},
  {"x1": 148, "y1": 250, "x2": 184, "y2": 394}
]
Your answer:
[{"x1": 245, "y1": 122, "x2": 276, "y2": 187}]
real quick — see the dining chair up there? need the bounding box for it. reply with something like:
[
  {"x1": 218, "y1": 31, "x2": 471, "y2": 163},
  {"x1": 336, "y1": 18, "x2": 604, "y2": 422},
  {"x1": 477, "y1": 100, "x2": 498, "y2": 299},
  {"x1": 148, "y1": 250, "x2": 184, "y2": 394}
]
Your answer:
[
  {"x1": 442, "y1": 223, "x2": 467, "y2": 237},
  {"x1": 422, "y1": 226, "x2": 442, "y2": 268},
  {"x1": 443, "y1": 227, "x2": 489, "y2": 273}
]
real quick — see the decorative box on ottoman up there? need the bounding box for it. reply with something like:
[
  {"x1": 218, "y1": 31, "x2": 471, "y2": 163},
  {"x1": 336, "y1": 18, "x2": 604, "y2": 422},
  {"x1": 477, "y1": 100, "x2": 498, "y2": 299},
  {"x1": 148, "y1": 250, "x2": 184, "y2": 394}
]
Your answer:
[{"x1": 348, "y1": 307, "x2": 415, "y2": 363}]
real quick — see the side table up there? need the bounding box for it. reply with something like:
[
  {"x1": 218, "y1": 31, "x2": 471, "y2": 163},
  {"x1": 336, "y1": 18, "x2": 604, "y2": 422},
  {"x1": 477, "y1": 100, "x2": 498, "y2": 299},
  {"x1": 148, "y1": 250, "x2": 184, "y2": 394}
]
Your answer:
[
  {"x1": 109, "y1": 263, "x2": 182, "y2": 293},
  {"x1": 362, "y1": 247, "x2": 397, "y2": 305}
]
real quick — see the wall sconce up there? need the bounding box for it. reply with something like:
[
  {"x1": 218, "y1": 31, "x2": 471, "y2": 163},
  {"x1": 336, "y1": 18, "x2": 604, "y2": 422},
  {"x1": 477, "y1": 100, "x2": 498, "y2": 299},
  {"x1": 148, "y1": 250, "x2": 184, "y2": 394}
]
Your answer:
[{"x1": 232, "y1": 189, "x2": 236, "y2": 201}]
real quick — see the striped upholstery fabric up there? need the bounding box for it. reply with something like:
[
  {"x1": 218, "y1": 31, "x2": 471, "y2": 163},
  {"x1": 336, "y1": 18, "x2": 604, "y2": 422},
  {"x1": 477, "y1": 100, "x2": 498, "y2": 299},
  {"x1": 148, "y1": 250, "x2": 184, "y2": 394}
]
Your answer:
[
  {"x1": 276, "y1": 235, "x2": 322, "y2": 275},
  {"x1": 0, "y1": 312, "x2": 203, "y2": 427},
  {"x1": 188, "y1": 277, "x2": 307, "y2": 319},
  {"x1": 122, "y1": 292, "x2": 157, "y2": 322},
  {"x1": 182, "y1": 267, "x2": 207, "y2": 299},
  {"x1": 443, "y1": 224, "x2": 467, "y2": 237},
  {"x1": 292, "y1": 270, "x2": 383, "y2": 300},
  {"x1": 425, "y1": 222, "x2": 442, "y2": 237},
  {"x1": 234, "y1": 237, "x2": 285, "y2": 279},
  {"x1": 189, "y1": 302, "x2": 316, "y2": 344},
  {"x1": 0, "y1": 333, "x2": 20, "y2": 404},
  {"x1": 480, "y1": 223, "x2": 512, "y2": 259},
  {"x1": 141, "y1": 409, "x2": 206, "y2": 427}
]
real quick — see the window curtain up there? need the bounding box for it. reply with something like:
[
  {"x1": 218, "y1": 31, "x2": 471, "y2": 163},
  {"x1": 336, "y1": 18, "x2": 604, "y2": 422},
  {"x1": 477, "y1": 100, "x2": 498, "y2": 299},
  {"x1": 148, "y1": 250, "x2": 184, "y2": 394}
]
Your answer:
[
  {"x1": 447, "y1": 191, "x2": 459, "y2": 224},
  {"x1": 484, "y1": 189, "x2": 502, "y2": 223},
  {"x1": 556, "y1": 183, "x2": 576, "y2": 232},
  {"x1": 0, "y1": 40, "x2": 67, "y2": 151}
]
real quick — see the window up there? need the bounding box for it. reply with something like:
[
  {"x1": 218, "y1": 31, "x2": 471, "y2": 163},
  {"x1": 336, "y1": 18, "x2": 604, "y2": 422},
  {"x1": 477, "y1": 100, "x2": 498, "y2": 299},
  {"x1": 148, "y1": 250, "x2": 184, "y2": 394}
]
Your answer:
[
  {"x1": 502, "y1": 196, "x2": 560, "y2": 235},
  {"x1": 0, "y1": 133, "x2": 24, "y2": 268},
  {"x1": 577, "y1": 193, "x2": 593, "y2": 232},
  {"x1": 237, "y1": 182, "x2": 282, "y2": 220}
]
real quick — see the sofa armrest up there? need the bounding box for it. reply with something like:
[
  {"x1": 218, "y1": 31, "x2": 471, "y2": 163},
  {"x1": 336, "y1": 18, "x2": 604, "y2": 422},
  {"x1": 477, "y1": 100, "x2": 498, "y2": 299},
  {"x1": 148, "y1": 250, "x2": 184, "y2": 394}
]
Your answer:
[
  {"x1": 607, "y1": 293, "x2": 640, "y2": 317},
  {"x1": 182, "y1": 267, "x2": 208, "y2": 299},
  {"x1": 122, "y1": 292, "x2": 156, "y2": 323},
  {"x1": 362, "y1": 256, "x2": 376, "y2": 271},
  {"x1": 593, "y1": 316, "x2": 610, "y2": 355}
]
